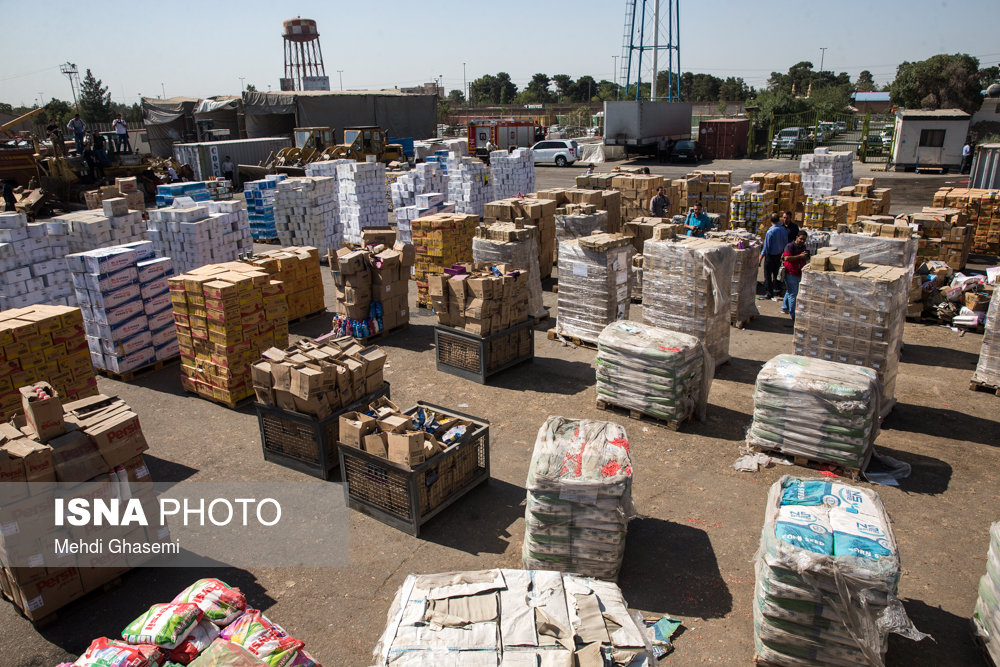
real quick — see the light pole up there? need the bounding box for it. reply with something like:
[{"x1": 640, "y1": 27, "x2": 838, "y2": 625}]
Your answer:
[
  {"x1": 613, "y1": 56, "x2": 619, "y2": 100},
  {"x1": 160, "y1": 82, "x2": 166, "y2": 99},
  {"x1": 463, "y1": 62, "x2": 467, "y2": 104},
  {"x1": 239, "y1": 76, "x2": 245, "y2": 92},
  {"x1": 819, "y1": 47, "x2": 827, "y2": 73},
  {"x1": 37, "y1": 92, "x2": 43, "y2": 107},
  {"x1": 337, "y1": 70, "x2": 344, "y2": 90}
]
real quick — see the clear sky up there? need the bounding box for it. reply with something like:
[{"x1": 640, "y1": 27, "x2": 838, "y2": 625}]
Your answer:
[{"x1": 2, "y1": 0, "x2": 999, "y2": 107}]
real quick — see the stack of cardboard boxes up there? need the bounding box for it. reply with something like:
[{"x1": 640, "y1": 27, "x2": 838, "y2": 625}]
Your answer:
[
  {"x1": 273, "y1": 176, "x2": 342, "y2": 254},
  {"x1": 429, "y1": 265, "x2": 530, "y2": 337},
  {"x1": 472, "y1": 222, "x2": 547, "y2": 321},
  {"x1": 170, "y1": 263, "x2": 289, "y2": 406},
  {"x1": 610, "y1": 173, "x2": 664, "y2": 222},
  {"x1": 554, "y1": 206, "x2": 608, "y2": 241},
  {"x1": 973, "y1": 288, "x2": 1000, "y2": 388},
  {"x1": 556, "y1": 233, "x2": 632, "y2": 344},
  {"x1": 393, "y1": 193, "x2": 454, "y2": 244},
  {"x1": 706, "y1": 230, "x2": 762, "y2": 325},
  {"x1": 51, "y1": 199, "x2": 147, "y2": 255},
  {"x1": 837, "y1": 177, "x2": 892, "y2": 215},
  {"x1": 155, "y1": 181, "x2": 211, "y2": 207},
  {"x1": 328, "y1": 242, "x2": 412, "y2": 339},
  {"x1": 800, "y1": 149, "x2": 854, "y2": 197},
  {"x1": 84, "y1": 177, "x2": 146, "y2": 212},
  {"x1": 537, "y1": 186, "x2": 622, "y2": 233},
  {"x1": 828, "y1": 232, "x2": 917, "y2": 271},
  {"x1": 489, "y1": 148, "x2": 535, "y2": 200},
  {"x1": 906, "y1": 208, "x2": 974, "y2": 270},
  {"x1": 412, "y1": 213, "x2": 478, "y2": 307},
  {"x1": 730, "y1": 185, "x2": 777, "y2": 232},
  {"x1": 0, "y1": 212, "x2": 75, "y2": 309},
  {"x1": 750, "y1": 172, "x2": 805, "y2": 213},
  {"x1": 932, "y1": 188, "x2": 1000, "y2": 255},
  {"x1": 146, "y1": 200, "x2": 253, "y2": 274},
  {"x1": 0, "y1": 306, "x2": 99, "y2": 422},
  {"x1": 389, "y1": 162, "x2": 447, "y2": 210},
  {"x1": 240, "y1": 247, "x2": 325, "y2": 322},
  {"x1": 677, "y1": 170, "x2": 732, "y2": 225},
  {"x1": 483, "y1": 197, "x2": 557, "y2": 280},
  {"x1": 337, "y1": 162, "x2": 388, "y2": 244},
  {"x1": 445, "y1": 154, "x2": 493, "y2": 216},
  {"x1": 0, "y1": 385, "x2": 158, "y2": 621},
  {"x1": 253, "y1": 338, "x2": 387, "y2": 419},
  {"x1": 67, "y1": 242, "x2": 178, "y2": 375},
  {"x1": 243, "y1": 176, "x2": 285, "y2": 241},
  {"x1": 794, "y1": 259, "x2": 909, "y2": 416}
]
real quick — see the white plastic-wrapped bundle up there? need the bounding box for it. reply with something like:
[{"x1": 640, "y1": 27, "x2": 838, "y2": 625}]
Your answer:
[
  {"x1": 973, "y1": 522, "x2": 1000, "y2": 665},
  {"x1": 336, "y1": 161, "x2": 388, "y2": 244},
  {"x1": 805, "y1": 230, "x2": 831, "y2": 256},
  {"x1": 707, "y1": 229, "x2": 761, "y2": 325},
  {"x1": 556, "y1": 234, "x2": 631, "y2": 343},
  {"x1": 489, "y1": 147, "x2": 535, "y2": 200},
  {"x1": 747, "y1": 355, "x2": 879, "y2": 469},
  {"x1": 446, "y1": 153, "x2": 492, "y2": 216},
  {"x1": 597, "y1": 320, "x2": 710, "y2": 425},
  {"x1": 800, "y1": 149, "x2": 854, "y2": 197},
  {"x1": 273, "y1": 176, "x2": 341, "y2": 254},
  {"x1": 0, "y1": 212, "x2": 75, "y2": 309},
  {"x1": 754, "y1": 476, "x2": 926, "y2": 666},
  {"x1": 371, "y1": 568, "x2": 653, "y2": 666},
  {"x1": 472, "y1": 230, "x2": 546, "y2": 320},
  {"x1": 555, "y1": 210, "x2": 608, "y2": 241},
  {"x1": 523, "y1": 417, "x2": 633, "y2": 580},
  {"x1": 146, "y1": 200, "x2": 252, "y2": 274},
  {"x1": 829, "y1": 233, "x2": 918, "y2": 271},
  {"x1": 642, "y1": 237, "x2": 735, "y2": 366},
  {"x1": 973, "y1": 288, "x2": 1000, "y2": 387}
]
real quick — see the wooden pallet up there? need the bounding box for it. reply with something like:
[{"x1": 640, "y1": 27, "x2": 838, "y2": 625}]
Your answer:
[
  {"x1": 733, "y1": 314, "x2": 755, "y2": 330},
  {"x1": 534, "y1": 308, "x2": 551, "y2": 325},
  {"x1": 595, "y1": 398, "x2": 685, "y2": 431},
  {"x1": 971, "y1": 618, "x2": 999, "y2": 667},
  {"x1": 547, "y1": 328, "x2": 597, "y2": 349},
  {"x1": 185, "y1": 389, "x2": 252, "y2": 410},
  {"x1": 971, "y1": 379, "x2": 1000, "y2": 397},
  {"x1": 287, "y1": 308, "x2": 326, "y2": 326},
  {"x1": 96, "y1": 355, "x2": 180, "y2": 382},
  {"x1": 748, "y1": 445, "x2": 865, "y2": 481}
]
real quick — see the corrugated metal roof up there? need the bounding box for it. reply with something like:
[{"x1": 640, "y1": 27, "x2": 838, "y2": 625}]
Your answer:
[
  {"x1": 851, "y1": 92, "x2": 891, "y2": 102},
  {"x1": 897, "y1": 108, "x2": 971, "y2": 119}
]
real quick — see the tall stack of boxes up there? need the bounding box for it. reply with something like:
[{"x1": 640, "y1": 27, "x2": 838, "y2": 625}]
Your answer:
[
  {"x1": 610, "y1": 173, "x2": 663, "y2": 222},
  {"x1": 793, "y1": 257, "x2": 908, "y2": 416},
  {"x1": 273, "y1": 176, "x2": 341, "y2": 254},
  {"x1": 907, "y1": 207, "x2": 974, "y2": 270},
  {"x1": 243, "y1": 175, "x2": 286, "y2": 241},
  {"x1": 155, "y1": 182, "x2": 210, "y2": 207},
  {"x1": 730, "y1": 183, "x2": 777, "y2": 232},
  {"x1": 973, "y1": 288, "x2": 1000, "y2": 389},
  {"x1": 483, "y1": 197, "x2": 557, "y2": 280},
  {"x1": 171, "y1": 263, "x2": 289, "y2": 405},
  {"x1": 555, "y1": 233, "x2": 632, "y2": 344},
  {"x1": 67, "y1": 242, "x2": 177, "y2": 375},
  {"x1": 146, "y1": 200, "x2": 253, "y2": 274},
  {"x1": 0, "y1": 306, "x2": 99, "y2": 421},
  {"x1": 678, "y1": 170, "x2": 732, "y2": 226},
  {"x1": 393, "y1": 192, "x2": 454, "y2": 244},
  {"x1": 388, "y1": 162, "x2": 447, "y2": 210},
  {"x1": 240, "y1": 247, "x2": 325, "y2": 322},
  {"x1": 554, "y1": 207, "x2": 608, "y2": 241},
  {"x1": 337, "y1": 161, "x2": 388, "y2": 244},
  {"x1": 706, "y1": 230, "x2": 762, "y2": 325},
  {"x1": 52, "y1": 198, "x2": 147, "y2": 255},
  {"x1": 489, "y1": 148, "x2": 535, "y2": 200},
  {"x1": 932, "y1": 188, "x2": 1000, "y2": 255},
  {"x1": 837, "y1": 177, "x2": 891, "y2": 215},
  {"x1": 0, "y1": 212, "x2": 74, "y2": 309},
  {"x1": 429, "y1": 265, "x2": 530, "y2": 337},
  {"x1": 412, "y1": 213, "x2": 478, "y2": 307},
  {"x1": 473, "y1": 222, "x2": 548, "y2": 321},
  {"x1": 328, "y1": 243, "x2": 412, "y2": 338},
  {"x1": 800, "y1": 149, "x2": 854, "y2": 197},
  {"x1": 446, "y1": 153, "x2": 493, "y2": 216},
  {"x1": 538, "y1": 186, "x2": 622, "y2": 233}
]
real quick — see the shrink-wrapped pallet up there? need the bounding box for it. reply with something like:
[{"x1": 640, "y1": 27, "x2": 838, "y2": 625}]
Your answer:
[
  {"x1": 829, "y1": 233, "x2": 917, "y2": 271},
  {"x1": 596, "y1": 320, "x2": 710, "y2": 425},
  {"x1": 555, "y1": 210, "x2": 608, "y2": 241},
  {"x1": 754, "y1": 476, "x2": 925, "y2": 666},
  {"x1": 747, "y1": 355, "x2": 879, "y2": 469},
  {"x1": 642, "y1": 237, "x2": 734, "y2": 366},
  {"x1": 707, "y1": 229, "x2": 761, "y2": 324},
  {"x1": 973, "y1": 287, "x2": 1000, "y2": 387},
  {"x1": 973, "y1": 521, "x2": 1000, "y2": 665},
  {"x1": 523, "y1": 417, "x2": 633, "y2": 580},
  {"x1": 555, "y1": 233, "x2": 630, "y2": 343},
  {"x1": 473, "y1": 223, "x2": 546, "y2": 320}
]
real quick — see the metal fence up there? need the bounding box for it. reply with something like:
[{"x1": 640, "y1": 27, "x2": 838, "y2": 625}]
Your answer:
[{"x1": 760, "y1": 111, "x2": 896, "y2": 164}]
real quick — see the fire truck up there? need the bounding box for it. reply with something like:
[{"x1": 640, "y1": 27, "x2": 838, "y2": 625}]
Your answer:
[{"x1": 467, "y1": 119, "x2": 543, "y2": 157}]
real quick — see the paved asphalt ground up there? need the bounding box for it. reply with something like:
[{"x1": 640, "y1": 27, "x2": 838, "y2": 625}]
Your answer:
[{"x1": 4, "y1": 157, "x2": 998, "y2": 666}]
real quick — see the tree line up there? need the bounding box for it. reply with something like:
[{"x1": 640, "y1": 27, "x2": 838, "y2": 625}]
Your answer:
[{"x1": 1, "y1": 68, "x2": 141, "y2": 132}]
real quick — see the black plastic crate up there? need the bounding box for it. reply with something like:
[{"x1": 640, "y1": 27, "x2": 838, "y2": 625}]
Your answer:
[
  {"x1": 434, "y1": 320, "x2": 534, "y2": 383},
  {"x1": 337, "y1": 401, "x2": 490, "y2": 536},
  {"x1": 255, "y1": 383, "x2": 390, "y2": 479}
]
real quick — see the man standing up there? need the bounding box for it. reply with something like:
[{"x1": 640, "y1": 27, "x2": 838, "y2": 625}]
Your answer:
[
  {"x1": 92, "y1": 131, "x2": 110, "y2": 169},
  {"x1": 683, "y1": 203, "x2": 712, "y2": 237},
  {"x1": 962, "y1": 141, "x2": 973, "y2": 174},
  {"x1": 1, "y1": 180, "x2": 17, "y2": 212},
  {"x1": 112, "y1": 114, "x2": 131, "y2": 153},
  {"x1": 657, "y1": 137, "x2": 668, "y2": 163},
  {"x1": 649, "y1": 186, "x2": 670, "y2": 217},
  {"x1": 221, "y1": 155, "x2": 235, "y2": 183},
  {"x1": 759, "y1": 213, "x2": 789, "y2": 299},
  {"x1": 782, "y1": 210, "x2": 799, "y2": 243},
  {"x1": 67, "y1": 114, "x2": 86, "y2": 154},
  {"x1": 782, "y1": 231, "x2": 810, "y2": 320}
]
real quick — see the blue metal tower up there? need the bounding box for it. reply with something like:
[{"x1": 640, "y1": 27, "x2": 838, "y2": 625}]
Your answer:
[{"x1": 620, "y1": 0, "x2": 680, "y2": 101}]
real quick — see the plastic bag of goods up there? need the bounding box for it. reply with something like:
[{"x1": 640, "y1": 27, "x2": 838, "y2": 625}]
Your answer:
[
  {"x1": 172, "y1": 578, "x2": 247, "y2": 626},
  {"x1": 188, "y1": 639, "x2": 273, "y2": 667},
  {"x1": 523, "y1": 416, "x2": 634, "y2": 580},
  {"x1": 220, "y1": 609, "x2": 304, "y2": 667},
  {"x1": 122, "y1": 602, "x2": 205, "y2": 649},
  {"x1": 72, "y1": 638, "x2": 164, "y2": 667},
  {"x1": 973, "y1": 521, "x2": 1000, "y2": 665},
  {"x1": 168, "y1": 619, "x2": 223, "y2": 664},
  {"x1": 754, "y1": 476, "x2": 927, "y2": 666}
]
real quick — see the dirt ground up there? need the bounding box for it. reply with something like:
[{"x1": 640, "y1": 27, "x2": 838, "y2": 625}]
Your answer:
[{"x1": 5, "y1": 159, "x2": 999, "y2": 666}]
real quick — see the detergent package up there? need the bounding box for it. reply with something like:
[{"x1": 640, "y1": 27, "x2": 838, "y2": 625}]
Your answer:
[{"x1": 122, "y1": 603, "x2": 204, "y2": 648}]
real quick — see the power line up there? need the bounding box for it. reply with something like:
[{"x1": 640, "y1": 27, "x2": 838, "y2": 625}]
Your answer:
[{"x1": 0, "y1": 64, "x2": 61, "y2": 83}]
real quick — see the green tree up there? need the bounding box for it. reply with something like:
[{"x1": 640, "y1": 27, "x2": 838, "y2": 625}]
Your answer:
[
  {"x1": 245, "y1": 84, "x2": 257, "y2": 93},
  {"x1": 447, "y1": 89, "x2": 465, "y2": 104},
  {"x1": 0, "y1": 103, "x2": 12, "y2": 114},
  {"x1": 594, "y1": 80, "x2": 619, "y2": 101},
  {"x1": 748, "y1": 89, "x2": 811, "y2": 126},
  {"x1": 890, "y1": 53, "x2": 984, "y2": 113},
  {"x1": 552, "y1": 74, "x2": 576, "y2": 102},
  {"x1": 719, "y1": 77, "x2": 752, "y2": 101},
  {"x1": 469, "y1": 73, "x2": 518, "y2": 105},
  {"x1": 855, "y1": 70, "x2": 876, "y2": 92},
  {"x1": 34, "y1": 98, "x2": 74, "y2": 128},
  {"x1": 980, "y1": 65, "x2": 999, "y2": 88},
  {"x1": 79, "y1": 69, "x2": 112, "y2": 123},
  {"x1": 574, "y1": 76, "x2": 597, "y2": 102},
  {"x1": 520, "y1": 73, "x2": 553, "y2": 104},
  {"x1": 437, "y1": 99, "x2": 451, "y2": 124}
]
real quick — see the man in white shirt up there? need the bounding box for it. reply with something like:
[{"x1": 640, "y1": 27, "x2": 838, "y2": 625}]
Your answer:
[
  {"x1": 112, "y1": 114, "x2": 131, "y2": 153},
  {"x1": 221, "y1": 156, "x2": 234, "y2": 183},
  {"x1": 166, "y1": 166, "x2": 178, "y2": 182},
  {"x1": 67, "y1": 114, "x2": 86, "y2": 154},
  {"x1": 962, "y1": 141, "x2": 972, "y2": 174}
]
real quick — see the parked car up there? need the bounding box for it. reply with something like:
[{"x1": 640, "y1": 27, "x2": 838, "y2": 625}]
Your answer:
[
  {"x1": 880, "y1": 128, "x2": 893, "y2": 146},
  {"x1": 819, "y1": 121, "x2": 836, "y2": 138},
  {"x1": 859, "y1": 134, "x2": 883, "y2": 156},
  {"x1": 670, "y1": 140, "x2": 704, "y2": 162},
  {"x1": 834, "y1": 120, "x2": 847, "y2": 132},
  {"x1": 529, "y1": 139, "x2": 580, "y2": 166},
  {"x1": 771, "y1": 127, "x2": 805, "y2": 155}
]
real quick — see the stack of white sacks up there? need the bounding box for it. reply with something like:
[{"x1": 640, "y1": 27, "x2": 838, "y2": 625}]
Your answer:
[
  {"x1": 447, "y1": 153, "x2": 493, "y2": 216},
  {"x1": 273, "y1": 175, "x2": 342, "y2": 254},
  {"x1": 336, "y1": 161, "x2": 388, "y2": 244},
  {"x1": 52, "y1": 197, "x2": 147, "y2": 254},
  {"x1": 490, "y1": 147, "x2": 535, "y2": 200},
  {"x1": 67, "y1": 241, "x2": 178, "y2": 374},
  {"x1": 146, "y1": 199, "x2": 253, "y2": 274},
  {"x1": 0, "y1": 212, "x2": 74, "y2": 308},
  {"x1": 800, "y1": 148, "x2": 854, "y2": 197}
]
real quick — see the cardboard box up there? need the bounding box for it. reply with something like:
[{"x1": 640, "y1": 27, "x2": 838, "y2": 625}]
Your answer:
[
  {"x1": 339, "y1": 412, "x2": 376, "y2": 448},
  {"x1": 387, "y1": 430, "x2": 425, "y2": 467},
  {"x1": 15, "y1": 567, "x2": 85, "y2": 620},
  {"x1": 19, "y1": 383, "x2": 65, "y2": 443},
  {"x1": 3, "y1": 439, "x2": 55, "y2": 483},
  {"x1": 363, "y1": 431, "x2": 388, "y2": 457},
  {"x1": 47, "y1": 430, "x2": 107, "y2": 481}
]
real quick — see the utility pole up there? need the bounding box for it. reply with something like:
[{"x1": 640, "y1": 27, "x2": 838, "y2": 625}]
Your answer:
[
  {"x1": 161, "y1": 82, "x2": 166, "y2": 99},
  {"x1": 337, "y1": 70, "x2": 344, "y2": 90},
  {"x1": 60, "y1": 63, "x2": 80, "y2": 113},
  {"x1": 613, "y1": 55, "x2": 618, "y2": 94},
  {"x1": 463, "y1": 62, "x2": 467, "y2": 103},
  {"x1": 239, "y1": 76, "x2": 245, "y2": 92},
  {"x1": 37, "y1": 92, "x2": 43, "y2": 107},
  {"x1": 651, "y1": 0, "x2": 660, "y2": 100},
  {"x1": 819, "y1": 47, "x2": 827, "y2": 73}
]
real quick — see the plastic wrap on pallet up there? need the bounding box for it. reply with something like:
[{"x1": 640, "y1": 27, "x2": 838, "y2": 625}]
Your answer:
[
  {"x1": 630, "y1": 253, "x2": 643, "y2": 301},
  {"x1": 794, "y1": 264, "x2": 908, "y2": 417},
  {"x1": 642, "y1": 237, "x2": 734, "y2": 366},
  {"x1": 555, "y1": 210, "x2": 608, "y2": 241},
  {"x1": 523, "y1": 417, "x2": 634, "y2": 580},
  {"x1": 805, "y1": 230, "x2": 831, "y2": 256},
  {"x1": 973, "y1": 522, "x2": 1000, "y2": 665},
  {"x1": 829, "y1": 233, "x2": 918, "y2": 271},
  {"x1": 754, "y1": 476, "x2": 926, "y2": 667},
  {"x1": 489, "y1": 147, "x2": 535, "y2": 200},
  {"x1": 973, "y1": 287, "x2": 1000, "y2": 387},
  {"x1": 747, "y1": 355, "x2": 879, "y2": 469},
  {"x1": 706, "y1": 229, "x2": 761, "y2": 324},
  {"x1": 555, "y1": 234, "x2": 630, "y2": 343},
  {"x1": 371, "y1": 568, "x2": 653, "y2": 665},
  {"x1": 596, "y1": 320, "x2": 711, "y2": 424},
  {"x1": 472, "y1": 235, "x2": 546, "y2": 320}
]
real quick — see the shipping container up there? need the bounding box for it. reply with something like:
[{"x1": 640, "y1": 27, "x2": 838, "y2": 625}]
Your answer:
[
  {"x1": 698, "y1": 118, "x2": 750, "y2": 160},
  {"x1": 602, "y1": 101, "x2": 692, "y2": 149},
  {"x1": 172, "y1": 137, "x2": 292, "y2": 185},
  {"x1": 969, "y1": 143, "x2": 1000, "y2": 189}
]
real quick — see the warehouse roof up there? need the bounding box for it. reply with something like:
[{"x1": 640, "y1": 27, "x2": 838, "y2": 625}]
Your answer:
[{"x1": 897, "y1": 108, "x2": 971, "y2": 119}]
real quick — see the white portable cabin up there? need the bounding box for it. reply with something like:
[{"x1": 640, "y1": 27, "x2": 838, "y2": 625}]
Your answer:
[{"x1": 891, "y1": 108, "x2": 971, "y2": 172}]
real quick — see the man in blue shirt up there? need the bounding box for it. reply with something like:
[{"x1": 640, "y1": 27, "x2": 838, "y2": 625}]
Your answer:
[
  {"x1": 684, "y1": 203, "x2": 712, "y2": 237},
  {"x1": 758, "y1": 213, "x2": 789, "y2": 299}
]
